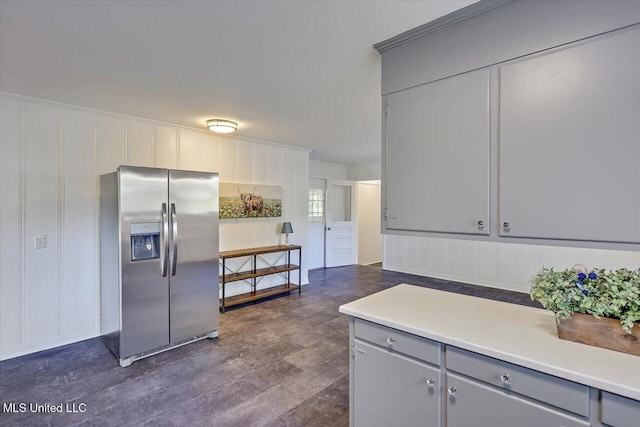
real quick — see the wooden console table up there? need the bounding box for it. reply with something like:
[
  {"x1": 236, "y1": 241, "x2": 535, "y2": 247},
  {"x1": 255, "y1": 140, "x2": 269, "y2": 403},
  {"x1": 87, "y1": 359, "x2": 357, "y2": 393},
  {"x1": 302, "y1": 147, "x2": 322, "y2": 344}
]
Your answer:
[{"x1": 219, "y1": 244, "x2": 302, "y2": 312}]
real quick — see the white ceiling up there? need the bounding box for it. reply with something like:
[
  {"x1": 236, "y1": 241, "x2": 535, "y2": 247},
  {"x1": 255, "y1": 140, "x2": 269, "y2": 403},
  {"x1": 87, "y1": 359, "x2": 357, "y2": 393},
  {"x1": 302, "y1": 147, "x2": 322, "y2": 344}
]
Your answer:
[{"x1": 0, "y1": 0, "x2": 476, "y2": 164}]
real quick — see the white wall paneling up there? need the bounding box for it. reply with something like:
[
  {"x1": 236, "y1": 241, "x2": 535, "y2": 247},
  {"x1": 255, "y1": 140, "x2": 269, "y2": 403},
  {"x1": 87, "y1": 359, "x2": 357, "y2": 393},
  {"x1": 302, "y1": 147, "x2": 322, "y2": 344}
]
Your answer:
[
  {"x1": 218, "y1": 138, "x2": 238, "y2": 182},
  {"x1": 384, "y1": 235, "x2": 640, "y2": 294},
  {"x1": 253, "y1": 144, "x2": 269, "y2": 184},
  {"x1": 267, "y1": 145, "x2": 283, "y2": 185},
  {"x1": 199, "y1": 133, "x2": 220, "y2": 173},
  {"x1": 61, "y1": 109, "x2": 98, "y2": 335},
  {"x1": 24, "y1": 102, "x2": 61, "y2": 344},
  {"x1": 127, "y1": 121, "x2": 154, "y2": 168},
  {"x1": 0, "y1": 93, "x2": 310, "y2": 360},
  {"x1": 155, "y1": 126, "x2": 177, "y2": 170},
  {"x1": 0, "y1": 98, "x2": 23, "y2": 353},
  {"x1": 96, "y1": 116, "x2": 125, "y2": 176},
  {"x1": 178, "y1": 129, "x2": 200, "y2": 171}
]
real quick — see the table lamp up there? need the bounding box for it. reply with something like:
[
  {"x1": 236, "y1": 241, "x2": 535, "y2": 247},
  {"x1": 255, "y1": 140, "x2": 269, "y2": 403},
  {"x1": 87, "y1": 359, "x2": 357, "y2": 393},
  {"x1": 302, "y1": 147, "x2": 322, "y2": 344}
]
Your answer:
[{"x1": 281, "y1": 222, "x2": 293, "y2": 246}]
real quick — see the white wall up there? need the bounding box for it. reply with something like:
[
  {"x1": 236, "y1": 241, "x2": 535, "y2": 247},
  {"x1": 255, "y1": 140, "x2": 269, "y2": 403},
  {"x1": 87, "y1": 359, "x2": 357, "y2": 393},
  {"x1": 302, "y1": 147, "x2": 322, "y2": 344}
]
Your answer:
[
  {"x1": 357, "y1": 181, "x2": 382, "y2": 265},
  {"x1": 384, "y1": 235, "x2": 640, "y2": 293},
  {"x1": 348, "y1": 161, "x2": 381, "y2": 181},
  {"x1": 0, "y1": 93, "x2": 309, "y2": 361},
  {"x1": 309, "y1": 159, "x2": 347, "y2": 179}
]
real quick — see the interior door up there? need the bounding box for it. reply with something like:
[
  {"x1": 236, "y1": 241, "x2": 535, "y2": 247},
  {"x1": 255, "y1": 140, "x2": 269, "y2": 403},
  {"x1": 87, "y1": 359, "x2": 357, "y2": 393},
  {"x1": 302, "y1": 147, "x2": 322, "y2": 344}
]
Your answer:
[
  {"x1": 307, "y1": 178, "x2": 326, "y2": 270},
  {"x1": 325, "y1": 179, "x2": 357, "y2": 267},
  {"x1": 168, "y1": 170, "x2": 219, "y2": 343}
]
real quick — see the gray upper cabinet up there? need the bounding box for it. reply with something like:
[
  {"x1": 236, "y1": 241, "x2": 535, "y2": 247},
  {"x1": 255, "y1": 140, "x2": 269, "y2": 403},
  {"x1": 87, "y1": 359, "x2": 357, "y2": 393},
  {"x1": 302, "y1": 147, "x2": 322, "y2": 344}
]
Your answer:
[
  {"x1": 384, "y1": 69, "x2": 490, "y2": 235},
  {"x1": 379, "y1": 0, "x2": 640, "y2": 95},
  {"x1": 378, "y1": 0, "x2": 640, "y2": 248},
  {"x1": 498, "y1": 27, "x2": 640, "y2": 243}
]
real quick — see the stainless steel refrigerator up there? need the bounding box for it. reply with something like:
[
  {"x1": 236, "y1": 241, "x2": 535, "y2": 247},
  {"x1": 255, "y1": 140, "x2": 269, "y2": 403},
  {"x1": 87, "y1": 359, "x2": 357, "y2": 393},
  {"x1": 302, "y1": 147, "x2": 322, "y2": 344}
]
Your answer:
[{"x1": 100, "y1": 166, "x2": 219, "y2": 367}]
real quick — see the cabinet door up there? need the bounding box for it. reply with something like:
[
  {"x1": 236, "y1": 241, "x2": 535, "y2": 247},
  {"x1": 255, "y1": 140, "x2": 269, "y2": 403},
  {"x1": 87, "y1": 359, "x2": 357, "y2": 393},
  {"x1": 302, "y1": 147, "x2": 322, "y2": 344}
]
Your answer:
[
  {"x1": 353, "y1": 339, "x2": 440, "y2": 427},
  {"x1": 446, "y1": 373, "x2": 589, "y2": 427},
  {"x1": 499, "y1": 27, "x2": 640, "y2": 243},
  {"x1": 384, "y1": 69, "x2": 490, "y2": 235}
]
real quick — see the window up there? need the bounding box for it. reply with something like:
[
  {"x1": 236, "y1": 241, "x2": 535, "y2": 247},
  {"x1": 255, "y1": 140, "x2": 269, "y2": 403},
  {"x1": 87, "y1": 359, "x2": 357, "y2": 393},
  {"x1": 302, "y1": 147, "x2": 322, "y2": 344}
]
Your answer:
[{"x1": 308, "y1": 188, "x2": 324, "y2": 223}]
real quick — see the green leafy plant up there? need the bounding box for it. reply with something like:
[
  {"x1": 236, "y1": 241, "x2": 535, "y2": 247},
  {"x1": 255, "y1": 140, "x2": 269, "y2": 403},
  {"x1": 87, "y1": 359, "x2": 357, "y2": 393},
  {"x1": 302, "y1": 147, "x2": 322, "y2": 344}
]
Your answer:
[{"x1": 530, "y1": 265, "x2": 640, "y2": 333}]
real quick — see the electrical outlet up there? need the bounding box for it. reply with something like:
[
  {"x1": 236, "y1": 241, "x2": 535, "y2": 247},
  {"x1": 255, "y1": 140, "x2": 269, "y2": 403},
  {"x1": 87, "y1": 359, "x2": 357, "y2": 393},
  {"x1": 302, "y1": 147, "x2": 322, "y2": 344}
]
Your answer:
[{"x1": 35, "y1": 235, "x2": 47, "y2": 249}]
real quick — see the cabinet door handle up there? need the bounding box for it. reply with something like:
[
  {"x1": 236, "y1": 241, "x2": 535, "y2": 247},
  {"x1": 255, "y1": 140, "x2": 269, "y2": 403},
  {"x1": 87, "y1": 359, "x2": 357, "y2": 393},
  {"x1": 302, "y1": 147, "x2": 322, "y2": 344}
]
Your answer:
[
  {"x1": 448, "y1": 386, "x2": 457, "y2": 396},
  {"x1": 386, "y1": 337, "x2": 396, "y2": 345},
  {"x1": 427, "y1": 378, "x2": 436, "y2": 387},
  {"x1": 477, "y1": 220, "x2": 484, "y2": 229},
  {"x1": 501, "y1": 373, "x2": 511, "y2": 384},
  {"x1": 503, "y1": 221, "x2": 510, "y2": 231}
]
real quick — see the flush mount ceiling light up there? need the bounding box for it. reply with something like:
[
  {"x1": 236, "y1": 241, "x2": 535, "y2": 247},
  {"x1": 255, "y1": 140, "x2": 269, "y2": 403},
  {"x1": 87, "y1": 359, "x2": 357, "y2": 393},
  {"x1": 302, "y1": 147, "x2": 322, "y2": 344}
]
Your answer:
[{"x1": 207, "y1": 119, "x2": 238, "y2": 134}]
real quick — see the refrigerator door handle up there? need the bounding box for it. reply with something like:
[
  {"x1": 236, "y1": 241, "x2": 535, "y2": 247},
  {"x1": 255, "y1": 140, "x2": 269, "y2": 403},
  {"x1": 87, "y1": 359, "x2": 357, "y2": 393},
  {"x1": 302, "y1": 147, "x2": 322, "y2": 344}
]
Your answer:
[
  {"x1": 162, "y1": 203, "x2": 169, "y2": 277},
  {"x1": 171, "y1": 203, "x2": 178, "y2": 276}
]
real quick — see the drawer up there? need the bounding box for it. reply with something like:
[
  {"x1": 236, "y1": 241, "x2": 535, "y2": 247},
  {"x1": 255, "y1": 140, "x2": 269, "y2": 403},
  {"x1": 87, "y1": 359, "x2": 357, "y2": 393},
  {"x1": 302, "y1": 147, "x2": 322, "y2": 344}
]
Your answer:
[
  {"x1": 446, "y1": 346, "x2": 589, "y2": 417},
  {"x1": 354, "y1": 319, "x2": 440, "y2": 365},
  {"x1": 601, "y1": 391, "x2": 640, "y2": 427},
  {"x1": 446, "y1": 372, "x2": 589, "y2": 427}
]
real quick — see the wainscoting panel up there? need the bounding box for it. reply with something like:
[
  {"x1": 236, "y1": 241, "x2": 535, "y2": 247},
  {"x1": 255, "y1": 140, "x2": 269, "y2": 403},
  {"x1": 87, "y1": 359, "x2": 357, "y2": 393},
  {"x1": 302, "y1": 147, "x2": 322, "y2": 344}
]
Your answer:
[
  {"x1": 24, "y1": 102, "x2": 61, "y2": 344},
  {"x1": 0, "y1": 98, "x2": 23, "y2": 352},
  {"x1": 61, "y1": 109, "x2": 98, "y2": 335},
  {"x1": 384, "y1": 235, "x2": 640, "y2": 293}
]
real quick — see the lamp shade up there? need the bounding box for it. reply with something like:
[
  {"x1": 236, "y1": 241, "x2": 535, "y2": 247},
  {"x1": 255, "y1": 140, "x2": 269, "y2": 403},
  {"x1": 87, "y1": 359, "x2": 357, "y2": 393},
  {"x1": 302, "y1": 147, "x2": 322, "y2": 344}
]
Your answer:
[{"x1": 281, "y1": 222, "x2": 293, "y2": 234}]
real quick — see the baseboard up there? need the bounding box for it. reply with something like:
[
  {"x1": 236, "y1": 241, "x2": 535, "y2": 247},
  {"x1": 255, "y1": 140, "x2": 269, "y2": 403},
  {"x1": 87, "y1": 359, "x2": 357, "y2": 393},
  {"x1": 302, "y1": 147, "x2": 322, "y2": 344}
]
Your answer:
[{"x1": 0, "y1": 327, "x2": 101, "y2": 361}]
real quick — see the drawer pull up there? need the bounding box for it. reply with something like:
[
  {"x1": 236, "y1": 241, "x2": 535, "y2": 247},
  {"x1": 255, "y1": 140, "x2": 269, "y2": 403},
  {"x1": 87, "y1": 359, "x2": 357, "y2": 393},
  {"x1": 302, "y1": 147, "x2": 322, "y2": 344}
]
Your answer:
[
  {"x1": 448, "y1": 386, "x2": 457, "y2": 396},
  {"x1": 427, "y1": 378, "x2": 436, "y2": 387},
  {"x1": 386, "y1": 337, "x2": 396, "y2": 345},
  {"x1": 501, "y1": 373, "x2": 511, "y2": 384}
]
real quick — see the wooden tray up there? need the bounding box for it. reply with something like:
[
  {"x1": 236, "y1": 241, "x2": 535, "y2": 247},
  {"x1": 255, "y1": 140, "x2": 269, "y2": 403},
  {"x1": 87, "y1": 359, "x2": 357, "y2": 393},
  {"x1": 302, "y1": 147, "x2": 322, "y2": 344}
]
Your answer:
[{"x1": 557, "y1": 313, "x2": 640, "y2": 356}]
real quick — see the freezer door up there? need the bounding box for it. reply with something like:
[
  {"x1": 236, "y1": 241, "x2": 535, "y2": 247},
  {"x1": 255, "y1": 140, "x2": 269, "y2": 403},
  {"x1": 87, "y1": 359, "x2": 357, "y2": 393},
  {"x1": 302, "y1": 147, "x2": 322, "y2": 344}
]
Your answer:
[
  {"x1": 119, "y1": 166, "x2": 170, "y2": 357},
  {"x1": 168, "y1": 170, "x2": 219, "y2": 342}
]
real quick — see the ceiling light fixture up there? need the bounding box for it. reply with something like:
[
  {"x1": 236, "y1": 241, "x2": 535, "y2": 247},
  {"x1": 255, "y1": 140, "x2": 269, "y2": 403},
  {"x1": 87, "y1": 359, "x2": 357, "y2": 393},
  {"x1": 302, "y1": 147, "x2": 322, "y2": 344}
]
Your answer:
[{"x1": 207, "y1": 119, "x2": 238, "y2": 134}]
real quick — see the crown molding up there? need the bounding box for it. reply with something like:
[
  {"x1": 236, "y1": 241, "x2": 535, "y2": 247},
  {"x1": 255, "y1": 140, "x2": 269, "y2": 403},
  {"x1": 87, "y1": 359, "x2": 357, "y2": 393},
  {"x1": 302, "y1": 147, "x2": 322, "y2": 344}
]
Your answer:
[{"x1": 374, "y1": 0, "x2": 512, "y2": 53}]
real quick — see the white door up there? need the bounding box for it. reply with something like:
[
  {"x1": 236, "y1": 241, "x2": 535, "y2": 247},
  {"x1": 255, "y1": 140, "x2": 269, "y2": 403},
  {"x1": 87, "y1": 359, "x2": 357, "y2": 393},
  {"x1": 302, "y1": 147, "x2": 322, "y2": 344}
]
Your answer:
[
  {"x1": 325, "y1": 180, "x2": 357, "y2": 267},
  {"x1": 307, "y1": 178, "x2": 326, "y2": 270}
]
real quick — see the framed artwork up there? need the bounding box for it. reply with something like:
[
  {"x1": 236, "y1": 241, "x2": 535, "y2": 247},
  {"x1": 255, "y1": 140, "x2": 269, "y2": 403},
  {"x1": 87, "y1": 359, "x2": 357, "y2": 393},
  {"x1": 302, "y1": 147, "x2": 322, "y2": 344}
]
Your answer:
[{"x1": 219, "y1": 183, "x2": 282, "y2": 219}]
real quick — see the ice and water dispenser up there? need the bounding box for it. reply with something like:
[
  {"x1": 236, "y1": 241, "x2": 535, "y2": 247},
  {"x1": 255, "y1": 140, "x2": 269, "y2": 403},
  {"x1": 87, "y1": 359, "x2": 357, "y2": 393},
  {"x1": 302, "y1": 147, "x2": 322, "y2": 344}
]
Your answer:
[{"x1": 130, "y1": 223, "x2": 161, "y2": 261}]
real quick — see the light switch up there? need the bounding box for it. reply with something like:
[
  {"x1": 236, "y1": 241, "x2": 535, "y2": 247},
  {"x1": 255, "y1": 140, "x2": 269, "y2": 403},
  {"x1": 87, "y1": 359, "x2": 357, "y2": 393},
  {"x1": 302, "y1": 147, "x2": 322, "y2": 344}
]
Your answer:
[{"x1": 35, "y1": 235, "x2": 47, "y2": 249}]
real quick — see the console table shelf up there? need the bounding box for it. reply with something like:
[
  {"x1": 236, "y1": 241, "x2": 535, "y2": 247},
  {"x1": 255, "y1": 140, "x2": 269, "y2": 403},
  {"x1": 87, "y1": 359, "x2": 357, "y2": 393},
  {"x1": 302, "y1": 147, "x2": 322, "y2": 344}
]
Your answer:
[{"x1": 219, "y1": 244, "x2": 302, "y2": 312}]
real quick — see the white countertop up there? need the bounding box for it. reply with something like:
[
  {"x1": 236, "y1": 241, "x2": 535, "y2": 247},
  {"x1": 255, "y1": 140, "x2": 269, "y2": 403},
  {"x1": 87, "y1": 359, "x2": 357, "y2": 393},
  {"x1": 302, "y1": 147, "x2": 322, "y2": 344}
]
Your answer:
[{"x1": 339, "y1": 284, "x2": 640, "y2": 401}]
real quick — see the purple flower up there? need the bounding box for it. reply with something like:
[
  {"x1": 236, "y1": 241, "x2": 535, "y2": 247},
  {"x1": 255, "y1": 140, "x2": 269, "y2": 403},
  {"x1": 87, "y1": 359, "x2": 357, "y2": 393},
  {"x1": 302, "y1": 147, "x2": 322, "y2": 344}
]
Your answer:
[
  {"x1": 574, "y1": 280, "x2": 583, "y2": 288},
  {"x1": 588, "y1": 272, "x2": 598, "y2": 280},
  {"x1": 577, "y1": 272, "x2": 586, "y2": 280},
  {"x1": 582, "y1": 289, "x2": 589, "y2": 295}
]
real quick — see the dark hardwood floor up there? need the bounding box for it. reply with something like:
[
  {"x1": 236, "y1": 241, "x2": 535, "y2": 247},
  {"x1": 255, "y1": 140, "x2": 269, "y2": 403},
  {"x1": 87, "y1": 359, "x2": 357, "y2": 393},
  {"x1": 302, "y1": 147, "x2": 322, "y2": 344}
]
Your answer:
[{"x1": 0, "y1": 265, "x2": 540, "y2": 426}]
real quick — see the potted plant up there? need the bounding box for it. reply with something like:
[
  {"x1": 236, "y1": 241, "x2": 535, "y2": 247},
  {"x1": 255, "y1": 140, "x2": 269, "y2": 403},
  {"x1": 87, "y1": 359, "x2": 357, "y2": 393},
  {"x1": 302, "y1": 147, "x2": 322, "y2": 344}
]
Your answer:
[{"x1": 530, "y1": 264, "x2": 640, "y2": 356}]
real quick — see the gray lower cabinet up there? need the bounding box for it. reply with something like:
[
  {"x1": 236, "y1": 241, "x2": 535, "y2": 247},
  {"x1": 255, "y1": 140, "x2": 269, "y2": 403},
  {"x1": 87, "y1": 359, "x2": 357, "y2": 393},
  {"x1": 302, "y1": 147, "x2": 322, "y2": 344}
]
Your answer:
[
  {"x1": 348, "y1": 316, "x2": 640, "y2": 427},
  {"x1": 601, "y1": 392, "x2": 640, "y2": 427},
  {"x1": 353, "y1": 339, "x2": 440, "y2": 427},
  {"x1": 446, "y1": 372, "x2": 589, "y2": 427}
]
